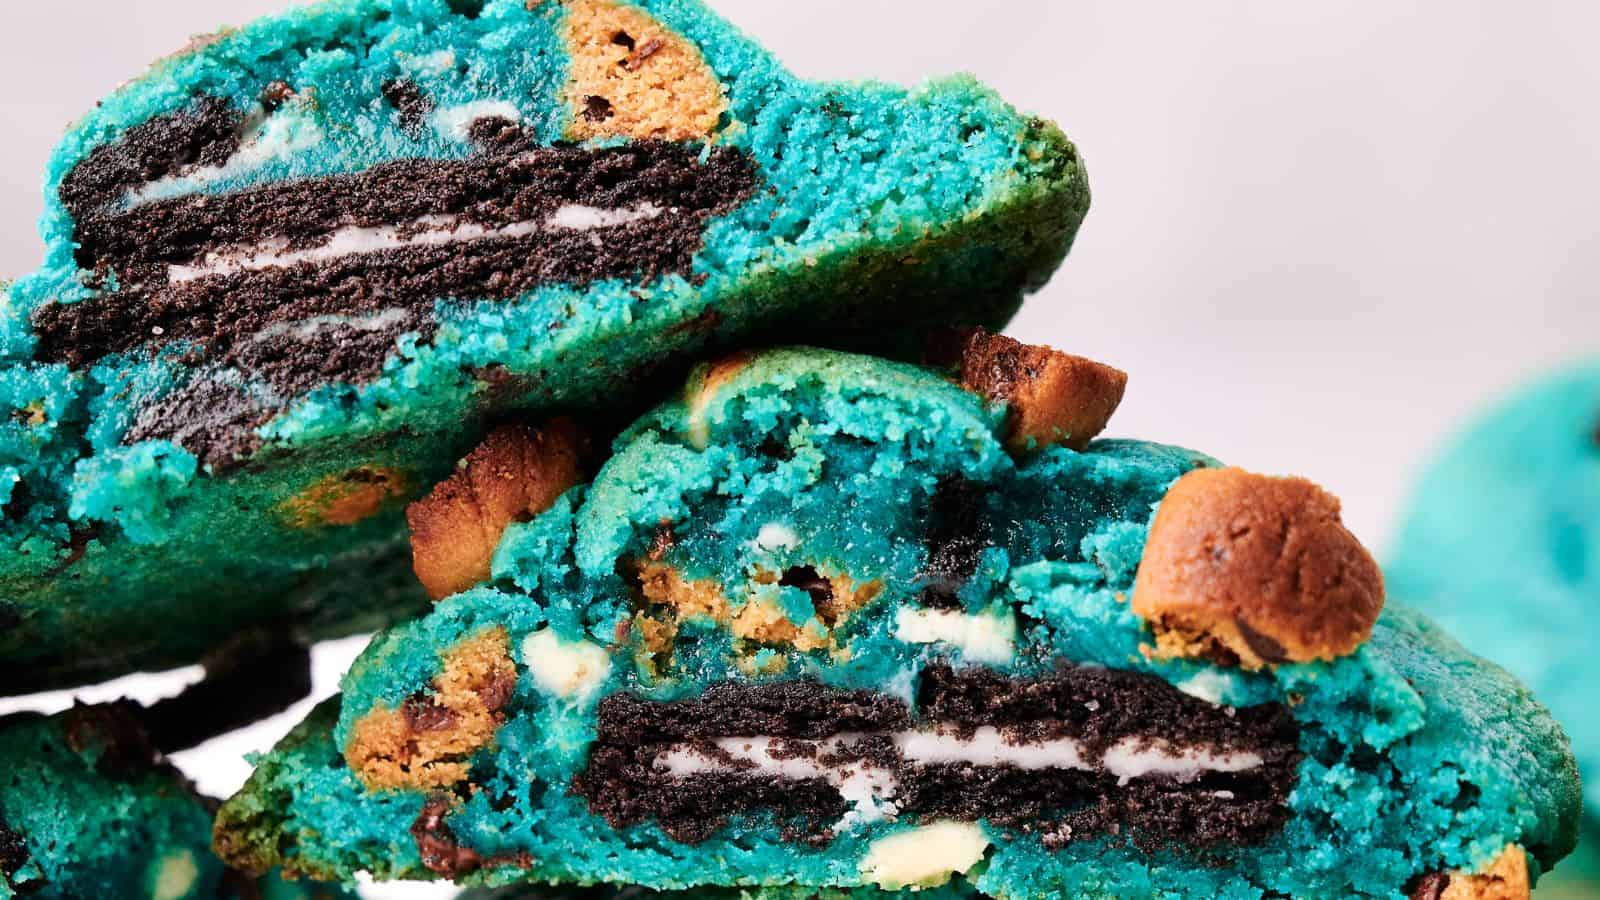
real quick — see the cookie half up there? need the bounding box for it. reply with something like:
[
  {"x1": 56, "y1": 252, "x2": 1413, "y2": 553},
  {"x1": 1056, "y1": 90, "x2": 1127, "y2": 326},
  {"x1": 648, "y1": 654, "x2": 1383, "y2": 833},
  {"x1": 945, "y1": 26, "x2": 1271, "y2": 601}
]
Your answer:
[
  {"x1": 0, "y1": 0, "x2": 1087, "y2": 694},
  {"x1": 216, "y1": 345, "x2": 1580, "y2": 897}
]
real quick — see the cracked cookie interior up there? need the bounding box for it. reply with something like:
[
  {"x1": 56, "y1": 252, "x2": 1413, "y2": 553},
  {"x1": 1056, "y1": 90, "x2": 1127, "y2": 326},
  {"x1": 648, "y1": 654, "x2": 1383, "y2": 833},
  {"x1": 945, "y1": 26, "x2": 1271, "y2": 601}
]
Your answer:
[
  {"x1": 216, "y1": 348, "x2": 1580, "y2": 899},
  {"x1": 0, "y1": 0, "x2": 1089, "y2": 696}
]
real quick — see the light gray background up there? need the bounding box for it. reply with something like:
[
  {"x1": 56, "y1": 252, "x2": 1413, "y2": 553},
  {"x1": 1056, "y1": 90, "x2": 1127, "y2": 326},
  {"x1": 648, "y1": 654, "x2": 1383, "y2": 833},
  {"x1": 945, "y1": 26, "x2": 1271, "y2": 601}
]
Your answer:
[{"x1": 1, "y1": 3, "x2": 1597, "y2": 897}]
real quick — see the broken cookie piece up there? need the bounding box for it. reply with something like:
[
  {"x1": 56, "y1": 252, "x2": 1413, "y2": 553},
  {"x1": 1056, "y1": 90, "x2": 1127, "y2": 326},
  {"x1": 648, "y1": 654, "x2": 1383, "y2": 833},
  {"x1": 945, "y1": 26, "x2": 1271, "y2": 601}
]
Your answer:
[
  {"x1": 217, "y1": 348, "x2": 1579, "y2": 898},
  {"x1": 1131, "y1": 467, "x2": 1385, "y2": 669},
  {"x1": 409, "y1": 421, "x2": 586, "y2": 600},
  {"x1": 942, "y1": 328, "x2": 1128, "y2": 452}
]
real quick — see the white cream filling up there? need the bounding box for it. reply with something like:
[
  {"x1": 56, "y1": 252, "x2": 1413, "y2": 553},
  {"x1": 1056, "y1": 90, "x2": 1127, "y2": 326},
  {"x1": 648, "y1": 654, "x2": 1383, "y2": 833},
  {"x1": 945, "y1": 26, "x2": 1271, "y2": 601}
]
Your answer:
[
  {"x1": 652, "y1": 725, "x2": 1265, "y2": 830},
  {"x1": 894, "y1": 607, "x2": 1017, "y2": 664},
  {"x1": 126, "y1": 106, "x2": 324, "y2": 208},
  {"x1": 251, "y1": 307, "x2": 414, "y2": 343},
  {"x1": 1100, "y1": 738, "x2": 1263, "y2": 784},
  {"x1": 166, "y1": 202, "x2": 666, "y2": 283},
  {"x1": 659, "y1": 735, "x2": 901, "y2": 829}
]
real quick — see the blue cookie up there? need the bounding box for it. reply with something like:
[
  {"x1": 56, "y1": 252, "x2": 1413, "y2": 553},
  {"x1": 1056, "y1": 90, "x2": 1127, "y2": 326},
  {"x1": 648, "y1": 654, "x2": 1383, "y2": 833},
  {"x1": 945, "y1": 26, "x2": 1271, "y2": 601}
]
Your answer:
[
  {"x1": 217, "y1": 340, "x2": 1580, "y2": 899},
  {"x1": 0, "y1": 0, "x2": 1087, "y2": 695},
  {"x1": 1389, "y1": 359, "x2": 1600, "y2": 896}
]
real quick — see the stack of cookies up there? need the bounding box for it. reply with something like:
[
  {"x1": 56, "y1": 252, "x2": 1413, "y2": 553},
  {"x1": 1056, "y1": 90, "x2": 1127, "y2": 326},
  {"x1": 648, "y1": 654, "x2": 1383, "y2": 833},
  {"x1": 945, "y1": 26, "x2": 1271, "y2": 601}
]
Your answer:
[{"x1": 0, "y1": 1, "x2": 1583, "y2": 898}]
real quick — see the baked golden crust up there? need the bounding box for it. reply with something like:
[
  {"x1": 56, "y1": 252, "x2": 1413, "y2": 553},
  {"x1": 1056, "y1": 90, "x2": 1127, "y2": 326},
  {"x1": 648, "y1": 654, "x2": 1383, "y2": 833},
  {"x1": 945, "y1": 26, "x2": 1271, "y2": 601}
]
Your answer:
[
  {"x1": 1131, "y1": 467, "x2": 1385, "y2": 669},
  {"x1": 408, "y1": 420, "x2": 585, "y2": 601}
]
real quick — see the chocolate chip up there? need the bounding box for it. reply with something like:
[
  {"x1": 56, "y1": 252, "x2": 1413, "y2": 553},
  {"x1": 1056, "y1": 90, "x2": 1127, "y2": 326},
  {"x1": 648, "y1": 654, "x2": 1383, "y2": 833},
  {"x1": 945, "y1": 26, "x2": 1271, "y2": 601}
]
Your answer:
[
  {"x1": 611, "y1": 30, "x2": 636, "y2": 50},
  {"x1": 583, "y1": 95, "x2": 615, "y2": 122},
  {"x1": 403, "y1": 695, "x2": 459, "y2": 732},
  {"x1": 410, "y1": 796, "x2": 484, "y2": 878},
  {"x1": 476, "y1": 670, "x2": 517, "y2": 712},
  {"x1": 1407, "y1": 871, "x2": 1450, "y2": 900},
  {"x1": 1237, "y1": 620, "x2": 1291, "y2": 666},
  {"x1": 625, "y1": 38, "x2": 665, "y2": 71},
  {"x1": 648, "y1": 524, "x2": 676, "y2": 561}
]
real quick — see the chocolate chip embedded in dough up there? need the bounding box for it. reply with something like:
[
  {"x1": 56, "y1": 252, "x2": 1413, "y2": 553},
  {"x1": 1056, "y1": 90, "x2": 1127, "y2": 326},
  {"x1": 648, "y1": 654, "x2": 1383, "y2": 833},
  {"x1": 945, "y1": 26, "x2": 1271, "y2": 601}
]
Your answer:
[{"x1": 583, "y1": 95, "x2": 615, "y2": 122}]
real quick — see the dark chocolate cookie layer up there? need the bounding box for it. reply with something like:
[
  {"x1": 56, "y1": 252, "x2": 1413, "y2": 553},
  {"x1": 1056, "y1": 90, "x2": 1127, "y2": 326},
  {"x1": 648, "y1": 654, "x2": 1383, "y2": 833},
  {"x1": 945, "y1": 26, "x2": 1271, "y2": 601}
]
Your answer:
[
  {"x1": 573, "y1": 663, "x2": 1300, "y2": 849},
  {"x1": 35, "y1": 125, "x2": 759, "y2": 467}
]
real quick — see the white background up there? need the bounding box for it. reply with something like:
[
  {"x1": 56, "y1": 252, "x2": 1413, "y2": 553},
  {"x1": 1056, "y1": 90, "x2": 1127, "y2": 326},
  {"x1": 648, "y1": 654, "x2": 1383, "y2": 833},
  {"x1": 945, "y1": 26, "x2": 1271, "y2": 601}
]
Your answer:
[{"x1": 1, "y1": 3, "x2": 1597, "y2": 897}]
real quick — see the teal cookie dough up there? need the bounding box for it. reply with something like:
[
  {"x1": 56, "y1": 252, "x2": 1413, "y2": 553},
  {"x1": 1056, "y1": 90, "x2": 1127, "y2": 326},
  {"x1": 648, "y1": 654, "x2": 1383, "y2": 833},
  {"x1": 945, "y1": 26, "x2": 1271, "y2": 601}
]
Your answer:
[
  {"x1": 1388, "y1": 359, "x2": 1600, "y2": 895},
  {"x1": 460, "y1": 887, "x2": 980, "y2": 899},
  {"x1": 0, "y1": 702, "x2": 354, "y2": 900},
  {"x1": 0, "y1": 0, "x2": 1088, "y2": 695},
  {"x1": 216, "y1": 347, "x2": 1580, "y2": 899}
]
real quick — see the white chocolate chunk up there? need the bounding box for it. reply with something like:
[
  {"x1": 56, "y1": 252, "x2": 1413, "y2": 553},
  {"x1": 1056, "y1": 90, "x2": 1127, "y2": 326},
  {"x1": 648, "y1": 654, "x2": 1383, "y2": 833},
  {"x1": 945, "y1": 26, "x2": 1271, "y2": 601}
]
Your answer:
[
  {"x1": 1177, "y1": 670, "x2": 1234, "y2": 706},
  {"x1": 150, "y1": 850, "x2": 199, "y2": 900},
  {"x1": 522, "y1": 629, "x2": 611, "y2": 703},
  {"x1": 756, "y1": 523, "x2": 800, "y2": 551},
  {"x1": 861, "y1": 822, "x2": 990, "y2": 889}
]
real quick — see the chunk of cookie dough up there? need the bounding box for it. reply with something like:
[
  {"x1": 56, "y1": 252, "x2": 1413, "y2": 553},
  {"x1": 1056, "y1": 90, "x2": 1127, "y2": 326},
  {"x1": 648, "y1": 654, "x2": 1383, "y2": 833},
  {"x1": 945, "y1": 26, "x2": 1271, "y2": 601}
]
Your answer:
[
  {"x1": 0, "y1": 0, "x2": 1091, "y2": 696},
  {"x1": 1132, "y1": 468, "x2": 1385, "y2": 670},
  {"x1": 409, "y1": 420, "x2": 587, "y2": 601},
  {"x1": 216, "y1": 347, "x2": 1580, "y2": 899}
]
